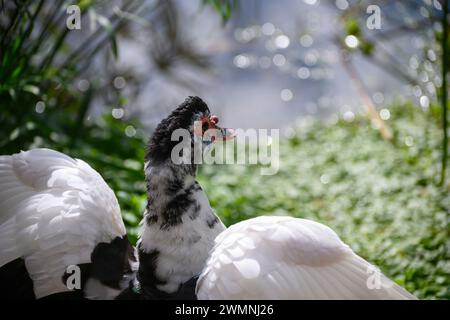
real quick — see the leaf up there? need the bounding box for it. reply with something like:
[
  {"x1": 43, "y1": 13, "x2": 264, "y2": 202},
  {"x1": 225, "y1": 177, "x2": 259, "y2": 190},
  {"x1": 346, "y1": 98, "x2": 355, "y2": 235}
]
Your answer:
[
  {"x1": 94, "y1": 12, "x2": 119, "y2": 59},
  {"x1": 360, "y1": 39, "x2": 375, "y2": 56},
  {"x1": 22, "y1": 84, "x2": 40, "y2": 96},
  {"x1": 110, "y1": 34, "x2": 119, "y2": 59},
  {"x1": 8, "y1": 88, "x2": 16, "y2": 100},
  {"x1": 345, "y1": 18, "x2": 360, "y2": 36},
  {"x1": 78, "y1": 0, "x2": 94, "y2": 11},
  {"x1": 96, "y1": 14, "x2": 113, "y2": 33}
]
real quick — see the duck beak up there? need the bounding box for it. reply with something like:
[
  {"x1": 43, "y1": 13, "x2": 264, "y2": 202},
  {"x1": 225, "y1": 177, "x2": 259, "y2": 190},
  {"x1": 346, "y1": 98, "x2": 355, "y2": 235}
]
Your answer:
[
  {"x1": 212, "y1": 126, "x2": 237, "y2": 143},
  {"x1": 216, "y1": 127, "x2": 237, "y2": 142},
  {"x1": 198, "y1": 115, "x2": 237, "y2": 143}
]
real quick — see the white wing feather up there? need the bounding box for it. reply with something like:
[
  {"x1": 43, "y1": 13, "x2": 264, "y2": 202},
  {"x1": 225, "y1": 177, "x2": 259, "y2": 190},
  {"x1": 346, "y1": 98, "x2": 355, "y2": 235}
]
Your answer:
[
  {"x1": 0, "y1": 148, "x2": 126, "y2": 298},
  {"x1": 196, "y1": 216, "x2": 416, "y2": 300}
]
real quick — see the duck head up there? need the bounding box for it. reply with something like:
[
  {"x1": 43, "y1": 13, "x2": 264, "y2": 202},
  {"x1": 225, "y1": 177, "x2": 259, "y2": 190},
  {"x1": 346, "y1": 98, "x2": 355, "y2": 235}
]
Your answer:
[{"x1": 145, "y1": 96, "x2": 236, "y2": 167}]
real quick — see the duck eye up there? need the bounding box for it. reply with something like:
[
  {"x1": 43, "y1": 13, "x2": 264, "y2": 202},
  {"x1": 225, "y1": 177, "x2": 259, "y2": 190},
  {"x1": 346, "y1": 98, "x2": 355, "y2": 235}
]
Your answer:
[{"x1": 210, "y1": 115, "x2": 219, "y2": 124}]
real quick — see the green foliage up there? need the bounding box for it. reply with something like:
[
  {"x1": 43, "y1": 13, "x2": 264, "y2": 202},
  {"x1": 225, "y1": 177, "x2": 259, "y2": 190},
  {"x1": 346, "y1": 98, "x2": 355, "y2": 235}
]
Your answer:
[
  {"x1": 344, "y1": 17, "x2": 360, "y2": 36},
  {"x1": 0, "y1": 0, "x2": 142, "y2": 153},
  {"x1": 198, "y1": 103, "x2": 449, "y2": 299},
  {"x1": 438, "y1": 0, "x2": 449, "y2": 186},
  {"x1": 359, "y1": 38, "x2": 374, "y2": 56},
  {"x1": 0, "y1": 1, "x2": 149, "y2": 246},
  {"x1": 337, "y1": 1, "x2": 449, "y2": 185}
]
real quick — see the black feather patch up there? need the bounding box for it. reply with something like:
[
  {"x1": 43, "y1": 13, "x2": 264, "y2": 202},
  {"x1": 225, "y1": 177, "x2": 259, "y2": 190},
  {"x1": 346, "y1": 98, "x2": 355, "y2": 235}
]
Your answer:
[
  {"x1": 160, "y1": 187, "x2": 195, "y2": 230},
  {"x1": 60, "y1": 235, "x2": 135, "y2": 296},
  {"x1": 192, "y1": 181, "x2": 203, "y2": 191},
  {"x1": 90, "y1": 235, "x2": 135, "y2": 289},
  {"x1": 0, "y1": 258, "x2": 35, "y2": 300},
  {"x1": 117, "y1": 246, "x2": 199, "y2": 300},
  {"x1": 137, "y1": 247, "x2": 166, "y2": 288},
  {"x1": 146, "y1": 213, "x2": 158, "y2": 225},
  {"x1": 206, "y1": 215, "x2": 219, "y2": 228},
  {"x1": 176, "y1": 276, "x2": 199, "y2": 300}
]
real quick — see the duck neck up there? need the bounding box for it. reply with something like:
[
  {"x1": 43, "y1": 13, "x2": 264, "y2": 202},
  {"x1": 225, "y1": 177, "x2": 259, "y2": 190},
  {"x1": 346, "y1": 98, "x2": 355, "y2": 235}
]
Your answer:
[
  {"x1": 143, "y1": 161, "x2": 197, "y2": 229},
  {"x1": 136, "y1": 160, "x2": 225, "y2": 295}
]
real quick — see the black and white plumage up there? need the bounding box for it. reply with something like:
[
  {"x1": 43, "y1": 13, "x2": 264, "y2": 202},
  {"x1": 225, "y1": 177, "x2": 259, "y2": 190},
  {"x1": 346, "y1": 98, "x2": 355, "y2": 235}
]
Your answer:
[
  {"x1": 0, "y1": 149, "x2": 137, "y2": 299},
  {"x1": 119, "y1": 97, "x2": 227, "y2": 299},
  {"x1": 133, "y1": 96, "x2": 416, "y2": 300}
]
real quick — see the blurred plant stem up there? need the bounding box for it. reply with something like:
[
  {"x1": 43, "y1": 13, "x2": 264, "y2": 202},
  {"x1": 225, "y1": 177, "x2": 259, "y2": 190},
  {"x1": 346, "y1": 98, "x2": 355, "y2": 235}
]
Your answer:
[
  {"x1": 439, "y1": 0, "x2": 448, "y2": 186},
  {"x1": 340, "y1": 51, "x2": 392, "y2": 141}
]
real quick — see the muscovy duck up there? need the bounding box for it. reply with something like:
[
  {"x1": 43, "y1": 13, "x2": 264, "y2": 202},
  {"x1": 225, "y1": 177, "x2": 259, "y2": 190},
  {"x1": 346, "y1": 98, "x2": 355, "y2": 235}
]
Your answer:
[
  {"x1": 127, "y1": 96, "x2": 416, "y2": 300},
  {"x1": 117, "y1": 96, "x2": 231, "y2": 299},
  {"x1": 0, "y1": 96, "x2": 416, "y2": 300},
  {"x1": 0, "y1": 149, "x2": 137, "y2": 299}
]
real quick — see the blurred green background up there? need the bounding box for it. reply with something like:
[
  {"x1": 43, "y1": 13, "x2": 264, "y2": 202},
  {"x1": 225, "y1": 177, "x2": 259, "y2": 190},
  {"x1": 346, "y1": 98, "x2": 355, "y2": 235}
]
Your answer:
[{"x1": 0, "y1": 0, "x2": 448, "y2": 299}]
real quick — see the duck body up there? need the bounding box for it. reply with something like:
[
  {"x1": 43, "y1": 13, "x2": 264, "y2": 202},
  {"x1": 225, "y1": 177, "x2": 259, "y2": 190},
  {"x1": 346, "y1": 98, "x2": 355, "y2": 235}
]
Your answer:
[
  {"x1": 126, "y1": 98, "x2": 227, "y2": 298},
  {"x1": 135, "y1": 96, "x2": 417, "y2": 300}
]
